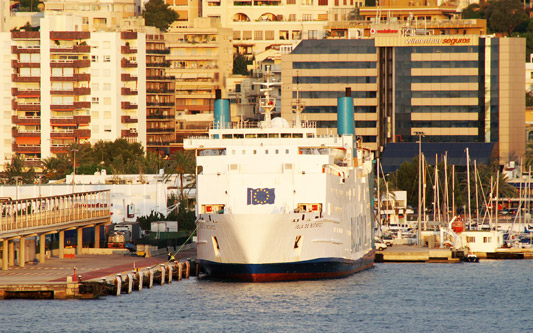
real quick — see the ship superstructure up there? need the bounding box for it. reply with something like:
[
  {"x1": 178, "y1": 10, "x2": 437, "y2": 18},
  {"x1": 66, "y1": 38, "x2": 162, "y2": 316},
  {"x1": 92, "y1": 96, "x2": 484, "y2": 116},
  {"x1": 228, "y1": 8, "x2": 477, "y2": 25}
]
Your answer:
[{"x1": 183, "y1": 85, "x2": 375, "y2": 282}]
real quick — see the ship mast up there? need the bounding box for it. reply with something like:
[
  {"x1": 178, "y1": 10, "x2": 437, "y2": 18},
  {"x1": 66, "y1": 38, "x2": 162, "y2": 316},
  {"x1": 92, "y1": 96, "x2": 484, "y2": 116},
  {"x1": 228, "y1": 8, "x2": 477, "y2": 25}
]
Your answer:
[
  {"x1": 291, "y1": 72, "x2": 305, "y2": 128},
  {"x1": 257, "y1": 66, "x2": 280, "y2": 128}
]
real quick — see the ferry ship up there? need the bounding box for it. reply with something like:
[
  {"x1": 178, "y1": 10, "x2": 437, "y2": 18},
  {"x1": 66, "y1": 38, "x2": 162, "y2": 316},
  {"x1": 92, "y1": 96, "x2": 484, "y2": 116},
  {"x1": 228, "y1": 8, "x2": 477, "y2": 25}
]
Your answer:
[{"x1": 183, "y1": 83, "x2": 375, "y2": 282}]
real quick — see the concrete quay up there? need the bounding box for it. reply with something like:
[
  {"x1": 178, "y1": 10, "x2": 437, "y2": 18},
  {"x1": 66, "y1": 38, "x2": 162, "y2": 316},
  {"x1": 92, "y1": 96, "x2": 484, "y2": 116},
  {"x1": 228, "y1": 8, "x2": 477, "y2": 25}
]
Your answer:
[
  {"x1": 376, "y1": 245, "x2": 533, "y2": 262},
  {"x1": 0, "y1": 244, "x2": 197, "y2": 299},
  {"x1": 375, "y1": 245, "x2": 460, "y2": 263}
]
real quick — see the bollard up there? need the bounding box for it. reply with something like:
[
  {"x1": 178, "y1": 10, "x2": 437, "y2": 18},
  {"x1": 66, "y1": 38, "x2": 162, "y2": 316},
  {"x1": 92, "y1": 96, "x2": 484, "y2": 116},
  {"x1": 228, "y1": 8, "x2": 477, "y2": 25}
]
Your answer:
[
  {"x1": 137, "y1": 271, "x2": 143, "y2": 291},
  {"x1": 160, "y1": 264, "x2": 165, "y2": 285},
  {"x1": 167, "y1": 265, "x2": 173, "y2": 284},
  {"x1": 177, "y1": 262, "x2": 183, "y2": 281},
  {"x1": 127, "y1": 273, "x2": 133, "y2": 294},
  {"x1": 184, "y1": 261, "x2": 190, "y2": 279},
  {"x1": 115, "y1": 275, "x2": 122, "y2": 296},
  {"x1": 73, "y1": 267, "x2": 77, "y2": 282},
  {"x1": 148, "y1": 269, "x2": 153, "y2": 288}
]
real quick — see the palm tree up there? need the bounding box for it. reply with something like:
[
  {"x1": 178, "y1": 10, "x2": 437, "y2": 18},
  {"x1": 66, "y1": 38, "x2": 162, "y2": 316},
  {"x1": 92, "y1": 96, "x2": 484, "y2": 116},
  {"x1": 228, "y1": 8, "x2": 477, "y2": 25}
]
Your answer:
[
  {"x1": 4, "y1": 154, "x2": 36, "y2": 184},
  {"x1": 41, "y1": 154, "x2": 70, "y2": 180},
  {"x1": 164, "y1": 150, "x2": 196, "y2": 202},
  {"x1": 525, "y1": 141, "x2": 533, "y2": 170}
]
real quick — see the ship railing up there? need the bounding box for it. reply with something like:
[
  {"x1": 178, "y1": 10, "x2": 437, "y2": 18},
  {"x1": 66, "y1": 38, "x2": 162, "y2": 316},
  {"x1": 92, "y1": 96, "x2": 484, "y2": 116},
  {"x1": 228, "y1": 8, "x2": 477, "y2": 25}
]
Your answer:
[{"x1": 209, "y1": 120, "x2": 317, "y2": 130}]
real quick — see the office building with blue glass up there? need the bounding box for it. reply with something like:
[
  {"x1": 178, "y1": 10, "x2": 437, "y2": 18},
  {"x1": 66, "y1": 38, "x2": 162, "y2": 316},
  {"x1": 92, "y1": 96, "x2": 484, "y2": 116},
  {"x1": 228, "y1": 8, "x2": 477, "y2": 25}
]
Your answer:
[{"x1": 280, "y1": 35, "x2": 525, "y2": 165}]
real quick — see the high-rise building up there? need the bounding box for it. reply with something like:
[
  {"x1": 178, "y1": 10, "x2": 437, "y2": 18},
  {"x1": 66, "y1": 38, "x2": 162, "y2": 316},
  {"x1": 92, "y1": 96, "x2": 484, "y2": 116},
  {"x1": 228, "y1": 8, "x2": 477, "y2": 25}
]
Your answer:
[
  {"x1": 1, "y1": 15, "x2": 149, "y2": 169},
  {"x1": 281, "y1": 35, "x2": 525, "y2": 165}
]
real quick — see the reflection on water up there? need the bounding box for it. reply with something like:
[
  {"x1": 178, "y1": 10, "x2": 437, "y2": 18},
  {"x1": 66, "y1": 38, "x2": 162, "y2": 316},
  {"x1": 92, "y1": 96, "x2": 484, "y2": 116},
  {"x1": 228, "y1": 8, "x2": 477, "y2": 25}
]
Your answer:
[{"x1": 3, "y1": 261, "x2": 532, "y2": 332}]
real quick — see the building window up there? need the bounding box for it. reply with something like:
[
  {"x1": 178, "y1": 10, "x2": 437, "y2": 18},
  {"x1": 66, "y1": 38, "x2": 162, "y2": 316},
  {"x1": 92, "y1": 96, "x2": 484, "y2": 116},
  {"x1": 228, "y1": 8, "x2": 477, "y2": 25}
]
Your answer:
[
  {"x1": 233, "y1": 30, "x2": 241, "y2": 40},
  {"x1": 103, "y1": 55, "x2": 111, "y2": 62},
  {"x1": 292, "y1": 30, "x2": 301, "y2": 40},
  {"x1": 308, "y1": 30, "x2": 318, "y2": 39},
  {"x1": 287, "y1": 0, "x2": 296, "y2": 3},
  {"x1": 243, "y1": 31, "x2": 252, "y2": 40},
  {"x1": 303, "y1": 14, "x2": 312, "y2": 21},
  {"x1": 91, "y1": 55, "x2": 98, "y2": 62},
  {"x1": 302, "y1": 0, "x2": 313, "y2": 5},
  {"x1": 279, "y1": 30, "x2": 289, "y2": 40},
  {"x1": 92, "y1": 97, "x2": 99, "y2": 104},
  {"x1": 265, "y1": 31, "x2": 274, "y2": 40},
  {"x1": 82, "y1": 17, "x2": 89, "y2": 25},
  {"x1": 318, "y1": 0, "x2": 328, "y2": 5},
  {"x1": 254, "y1": 31, "x2": 263, "y2": 40}
]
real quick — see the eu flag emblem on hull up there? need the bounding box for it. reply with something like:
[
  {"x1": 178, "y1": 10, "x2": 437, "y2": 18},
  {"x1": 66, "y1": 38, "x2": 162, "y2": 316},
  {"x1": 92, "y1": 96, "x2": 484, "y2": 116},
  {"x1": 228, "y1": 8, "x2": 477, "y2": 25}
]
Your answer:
[{"x1": 247, "y1": 188, "x2": 275, "y2": 205}]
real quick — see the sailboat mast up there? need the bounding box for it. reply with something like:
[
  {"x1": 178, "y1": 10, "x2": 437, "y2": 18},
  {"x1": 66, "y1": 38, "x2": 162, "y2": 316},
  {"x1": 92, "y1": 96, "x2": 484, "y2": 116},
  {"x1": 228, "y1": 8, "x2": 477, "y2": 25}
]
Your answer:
[{"x1": 466, "y1": 148, "x2": 472, "y2": 230}]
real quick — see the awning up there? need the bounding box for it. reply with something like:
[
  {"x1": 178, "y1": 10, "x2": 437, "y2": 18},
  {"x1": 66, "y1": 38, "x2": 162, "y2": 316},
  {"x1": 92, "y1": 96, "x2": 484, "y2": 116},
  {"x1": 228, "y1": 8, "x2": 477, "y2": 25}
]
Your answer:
[{"x1": 380, "y1": 142, "x2": 496, "y2": 173}]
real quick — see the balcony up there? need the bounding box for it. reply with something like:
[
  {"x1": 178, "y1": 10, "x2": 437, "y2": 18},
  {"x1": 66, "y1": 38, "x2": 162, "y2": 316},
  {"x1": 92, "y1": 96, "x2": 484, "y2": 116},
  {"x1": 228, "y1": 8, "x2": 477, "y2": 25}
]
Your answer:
[
  {"x1": 121, "y1": 45, "x2": 138, "y2": 54},
  {"x1": 50, "y1": 44, "x2": 91, "y2": 53},
  {"x1": 121, "y1": 58, "x2": 138, "y2": 68},
  {"x1": 11, "y1": 31, "x2": 40, "y2": 39},
  {"x1": 50, "y1": 87, "x2": 91, "y2": 95},
  {"x1": 13, "y1": 101, "x2": 40, "y2": 111},
  {"x1": 147, "y1": 101, "x2": 175, "y2": 107},
  {"x1": 50, "y1": 31, "x2": 90, "y2": 40},
  {"x1": 74, "y1": 115, "x2": 91, "y2": 124},
  {"x1": 12, "y1": 128, "x2": 40, "y2": 137},
  {"x1": 12, "y1": 115, "x2": 40, "y2": 125},
  {"x1": 11, "y1": 45, "x2": 40, "y2": 54},
  {"x1": 147, "y1": 114, "x2": 175, "y2": 120},
  {"x1": 50, "y1": 144, "x2": 69, "y2": 153},
  {"x1": 121, "y1": 101, "x2": 138, "y2": 110},
  {"x1": 147, "y1": 88, "x2": 174, "y2": 94},
  {"x1": 147, "y1": 48, "x2": 170, "y2": 54},
  {"x1": 11, "y1": 60, "x2": 40, "y2": 68},
  {"x1": 121, "y1": 73, "x2": 138, "y2": 81},
  {"x1": 74, "y1": 101, "x2": 91, "y2": 108},
  {"x1": 13, "y1": 144, "x2": 40, "y2": 153},
  {"x1": 147, "y1": 75, "x2": 175, "y2": 81},
  {"x1": 121, "y1": 115, "x2": 139, "y2": 124},
  {"x1": 50, "y1": 59, "x2": 90, "y2": 68},
  {"x1": 121, "y1": 129, "x2": 139, "y2": 137},
  {"x1": 50, "y1": 73, "x2": 91, "y2": 82},
  {"x1": 12, "y1": 74, "x2": 40, "y2": 82},
  {"x1": 147, "y1": 61, "x2": 171, "y2": 68},
  {"x1": 12, "y1": 88, "x2": 40, "y2": 97},
  {"x1": 50, "y1": 103, "x2": 75, "y2": 111},
  {"x1": 50, "y1": 117, "x2": 76, "y2": 125},
  {"x1": 50, "y1": 129, "x2": 91, "y2": 138},
  {"x1": 147, "y1": 128, "x2": 174, "y2": 133},
  {"x1": 121, "y1": 31, "x2": 138, "y2": 39},
  {"x1": 176, "y1": 104, "x2": 211, "y2": 112},
  {"x1": 121, "y1": 87, "x2": 138, "y2": 95}
]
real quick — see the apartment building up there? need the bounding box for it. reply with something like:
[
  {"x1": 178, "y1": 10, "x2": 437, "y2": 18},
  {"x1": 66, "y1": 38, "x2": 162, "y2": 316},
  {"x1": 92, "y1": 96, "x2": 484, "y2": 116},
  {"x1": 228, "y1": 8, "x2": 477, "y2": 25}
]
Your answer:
[
  {"x1": 42, "y1": 0, "x2": 144, "y2": 31},
  {"x1": 1, "y1": 15, "x2": 148, "y2": 169},
  {"x1": 146, "y1": 33, "x2": 176, "y2": 155},
  {"x1": 166, "y1": 18, "x2": 233, "y2": 147},
  {"x1": 280, "y1": 35, "x2": 525, "y2": 164},
  {"x1": 199, "y1": 0, "x2": 485, "y2": 57}
]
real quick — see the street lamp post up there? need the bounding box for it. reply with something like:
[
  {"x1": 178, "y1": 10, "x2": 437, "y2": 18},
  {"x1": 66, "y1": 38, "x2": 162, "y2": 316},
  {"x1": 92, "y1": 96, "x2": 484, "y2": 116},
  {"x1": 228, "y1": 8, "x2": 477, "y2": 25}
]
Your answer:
[
  {"x1": 414, "y1": 131, "x2": 425, "y2": 246},
  {"x1": 14, "y1": 176, "x2": 22, "y2": 200},
  {"x1": 72, "y1": 148, "x2": 79, "y2": 194}
]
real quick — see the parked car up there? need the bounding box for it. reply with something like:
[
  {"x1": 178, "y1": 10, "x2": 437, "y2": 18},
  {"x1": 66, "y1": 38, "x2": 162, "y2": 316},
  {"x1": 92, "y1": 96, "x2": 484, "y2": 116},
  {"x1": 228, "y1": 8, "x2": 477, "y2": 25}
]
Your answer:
[{"x1": 375, "y1": 239, "x2": 387, "y2": 251}]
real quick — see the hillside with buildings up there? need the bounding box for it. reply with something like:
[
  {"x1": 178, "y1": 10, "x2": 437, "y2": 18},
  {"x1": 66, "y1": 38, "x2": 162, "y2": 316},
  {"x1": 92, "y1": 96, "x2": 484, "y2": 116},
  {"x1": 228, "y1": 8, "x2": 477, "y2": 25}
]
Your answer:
[{"x1": 0, "y1": 0, "x2": 529, "y2": 178}]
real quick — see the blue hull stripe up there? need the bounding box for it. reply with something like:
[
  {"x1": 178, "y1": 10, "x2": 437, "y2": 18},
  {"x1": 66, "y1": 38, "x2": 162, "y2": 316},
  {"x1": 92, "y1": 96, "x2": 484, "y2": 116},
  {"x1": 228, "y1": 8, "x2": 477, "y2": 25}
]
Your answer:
[{"x1": 198, "y1": 251, "x2": 375, "y2": 282}]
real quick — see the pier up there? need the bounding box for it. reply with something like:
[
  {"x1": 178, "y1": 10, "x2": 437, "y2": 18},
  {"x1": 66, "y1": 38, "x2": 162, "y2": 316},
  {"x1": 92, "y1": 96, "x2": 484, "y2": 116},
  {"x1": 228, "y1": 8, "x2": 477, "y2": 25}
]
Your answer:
[{"x1": 0, "y1": 190, "x2": 111, "y2": 270}]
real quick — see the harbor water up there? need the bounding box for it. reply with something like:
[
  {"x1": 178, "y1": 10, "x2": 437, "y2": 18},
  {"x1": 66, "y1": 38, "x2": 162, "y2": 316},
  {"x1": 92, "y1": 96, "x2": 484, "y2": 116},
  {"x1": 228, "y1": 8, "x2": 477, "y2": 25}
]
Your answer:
[{"x1": 2, "y1": 260, "x2": 532, "y2": 332}]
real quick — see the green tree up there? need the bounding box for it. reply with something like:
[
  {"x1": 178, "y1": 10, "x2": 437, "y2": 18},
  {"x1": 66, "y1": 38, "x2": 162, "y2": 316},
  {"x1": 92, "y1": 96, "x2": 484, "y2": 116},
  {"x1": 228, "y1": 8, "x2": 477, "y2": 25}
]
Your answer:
[
  {"x1": 484, "y1": 0, "x2": 527, "y2": 36},
  {"x1": 164, "y1": 150, "x2": 196, "y2": 202},
  {"x1": 4, "y1": 154, "x2": 35, "y2": 184},
  {"x1": 233, "y1": 54, "x2": 249, "y2": 75},
  {"x1": 525, "y1": 141, "x2": 533, "y2": 169},
  {"x1": 143, "y1": 0, "x2": 178, "y2": 32},
  {"x1": 19, "y1": 0, "x2": 41, "y2": 12},
  {"x1": 41, "y1": 154, "x2": 70, "y2": 181},
  {"x1": 461, "y1": 3, "x2": 484, "y2": 19}
]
